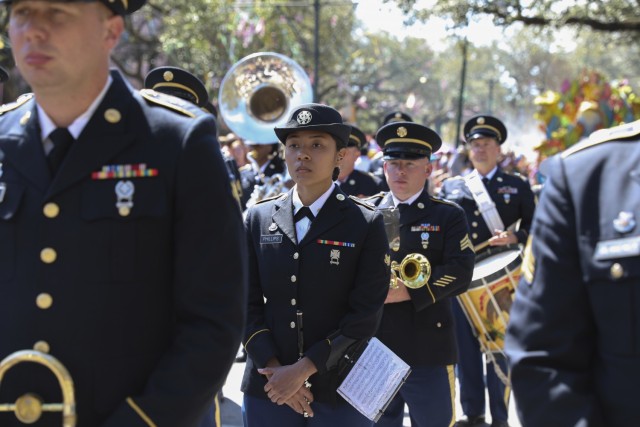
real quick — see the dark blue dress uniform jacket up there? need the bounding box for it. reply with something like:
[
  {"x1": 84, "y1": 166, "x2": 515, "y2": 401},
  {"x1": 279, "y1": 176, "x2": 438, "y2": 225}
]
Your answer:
[
  {"x1": 505, "y1": 121, "x2": 640, "y2": 427},
  {"x1": 338, "y1": 169, "x2": 381, "y2": 198},
  {"x1": 241, "y1": 185, "x2": 390, "y2": 403},
  {"x1": 367, "y1": 190, "x2": 475, "y2": 366},
  {"x1": 440, "y1": 169, "x2": 535, "y2": 247},
  {"x1": 0, "y1": 71, "x2": 247, "y2": 427}
]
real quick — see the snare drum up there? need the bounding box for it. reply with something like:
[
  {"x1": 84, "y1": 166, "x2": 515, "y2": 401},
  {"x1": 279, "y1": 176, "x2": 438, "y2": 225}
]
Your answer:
[{"x1": 457, "y1": 245, "x2": 522, "y2": 353}]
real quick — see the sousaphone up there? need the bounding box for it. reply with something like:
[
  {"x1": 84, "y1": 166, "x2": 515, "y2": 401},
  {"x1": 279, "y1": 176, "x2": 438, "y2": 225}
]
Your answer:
[{"x1": 218, "y1": 52, "x2": 313, "y2": 144}]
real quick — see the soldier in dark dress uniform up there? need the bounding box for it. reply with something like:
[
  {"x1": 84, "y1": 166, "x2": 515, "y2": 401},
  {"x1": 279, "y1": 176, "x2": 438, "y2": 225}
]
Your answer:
[
  {"x1": 439, "y1": 115, "x2": 535, "y2": 427},
  {"x1": 505, "y1": 121, "x2": 640, "y2": 427},
  {"x1": 337, "y1": 124, "x2": 380, "y2": 198},
  {"x1": 242, "y1": 103, "x2": 390, "y2": 427},
  {"x1": 369, "y1": 111, "x2": 414, "y2": 192},
  {"x1": 365, "y1": 121, "x2": 475, "y2": 427},
  {"x1": 145, "y1": 66, "x2": 243, "y2": 207},
  {"x1": 0, "y1": 0, "x2": 246, "y2": 425}
]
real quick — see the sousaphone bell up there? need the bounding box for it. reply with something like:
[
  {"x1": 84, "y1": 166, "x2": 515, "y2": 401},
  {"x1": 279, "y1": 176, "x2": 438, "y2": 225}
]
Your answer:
[{"x1": 218, "y1": 52, "x2": 313, "y2": 144}]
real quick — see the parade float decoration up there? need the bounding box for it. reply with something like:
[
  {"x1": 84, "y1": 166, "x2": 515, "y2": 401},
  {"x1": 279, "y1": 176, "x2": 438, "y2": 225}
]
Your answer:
[{"x1": 533, "y1": 70, "x2": 640, "y2": 157}]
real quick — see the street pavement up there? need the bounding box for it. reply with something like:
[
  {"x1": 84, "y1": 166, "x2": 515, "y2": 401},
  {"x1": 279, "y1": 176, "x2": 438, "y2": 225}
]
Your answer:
[{"x1": 219, "y1": 360, "x2": 522, "y2": 427}]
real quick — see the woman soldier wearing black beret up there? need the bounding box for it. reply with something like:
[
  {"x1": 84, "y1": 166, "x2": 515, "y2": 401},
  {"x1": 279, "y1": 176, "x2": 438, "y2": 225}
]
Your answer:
[{"x1": 241, "y1": 103, "x2": 390, "y2": 426}]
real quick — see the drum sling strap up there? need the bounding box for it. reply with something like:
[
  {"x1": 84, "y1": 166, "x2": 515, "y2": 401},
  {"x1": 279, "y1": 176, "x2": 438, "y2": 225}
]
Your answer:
[{"x1": 464, "y1": 171, "x2": 505, "y2": 233}]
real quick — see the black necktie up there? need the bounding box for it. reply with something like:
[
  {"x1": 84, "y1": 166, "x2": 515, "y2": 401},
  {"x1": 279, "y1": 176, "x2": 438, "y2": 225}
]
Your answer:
[
  {"x1": 482, "y1": 177, "x2": 490, "y2": 188},
  {"x1": 294, "y1": 206, "x2": 315, "y2": 223},
  {"x1": 397, "y1": 203, "x2": 408, "y2": 214},
  {"x1": 48, "y1": 128, "x2": 74, "y2": 175}
]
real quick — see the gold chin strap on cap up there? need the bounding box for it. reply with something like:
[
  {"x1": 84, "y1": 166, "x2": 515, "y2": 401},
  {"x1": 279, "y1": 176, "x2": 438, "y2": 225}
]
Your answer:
[{"x1": 0, "y1": 350, "x2": 76, "y2": 427}]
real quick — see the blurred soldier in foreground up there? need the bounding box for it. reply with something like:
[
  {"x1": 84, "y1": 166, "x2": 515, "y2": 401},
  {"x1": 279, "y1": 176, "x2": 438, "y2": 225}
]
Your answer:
[
  {"x1": 0, "y1": 0, "x2": 246, "y2": 424},
  {"x1": 506, "y1": 121, "x2": 640, "y2": 427}
]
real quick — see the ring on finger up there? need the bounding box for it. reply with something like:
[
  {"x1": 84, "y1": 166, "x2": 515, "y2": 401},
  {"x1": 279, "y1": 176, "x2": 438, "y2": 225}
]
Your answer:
[{"x1": 303, "y1": 410, "x2": 309, "y2": 418}]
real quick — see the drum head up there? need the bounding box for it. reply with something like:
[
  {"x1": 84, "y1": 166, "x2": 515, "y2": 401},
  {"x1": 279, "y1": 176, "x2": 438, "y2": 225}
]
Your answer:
[{"x1": 472, "y1": 245, "x2": 521, "y2": 282}]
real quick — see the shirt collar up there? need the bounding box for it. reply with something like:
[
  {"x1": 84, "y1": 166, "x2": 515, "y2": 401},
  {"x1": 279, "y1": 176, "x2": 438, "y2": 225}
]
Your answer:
[
  {"x1": 38, "y1": 74, "x2": 113, "y2": 141},
  {"x1": 391, "y1": 189, "x2": 422, "y2": 208},
  {"x1": 292, "y1": 182, "x2": 336, "y2": 218},
  {"x1": 480, "y1": 166, "x2": 498, "y2": 181}
]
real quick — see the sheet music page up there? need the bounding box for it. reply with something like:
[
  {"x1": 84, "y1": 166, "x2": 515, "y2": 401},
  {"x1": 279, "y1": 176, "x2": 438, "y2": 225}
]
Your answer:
[{"x1": 337, "y1": 337, "x2": 411, "y2": 421}]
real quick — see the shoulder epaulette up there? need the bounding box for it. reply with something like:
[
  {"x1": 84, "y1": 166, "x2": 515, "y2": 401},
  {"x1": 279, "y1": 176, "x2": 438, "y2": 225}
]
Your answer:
[
  {"x1": 562, "y1": 120, "x2": 640, "y2": 158},
  {"x1": 239, "y1": 164, "x2": 252, "y2": 172},
  {"x1": 348, "y1": 195, "x2": 376, "y2": 210},
  {"x1": 254, "y1": 192, "x2": 287, "y2": 205},
  {"x1": 140, "y1": 89, "x2": 201, "y2": 118},
  {"x1": 0, "y1": 93, "x2": 34, "y2": 116},
  {"x1": 361, "y1": 192, "x2": 385, "y2": 202},
  {"x1": 429, "y1": 196, "x2": 458, "y2": 207}
]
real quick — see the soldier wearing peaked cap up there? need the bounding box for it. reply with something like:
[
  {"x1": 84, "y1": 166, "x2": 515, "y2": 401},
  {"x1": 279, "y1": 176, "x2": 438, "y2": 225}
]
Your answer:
[
  {"x1": 505, "y1": 120, "x2": 640, "y2": 427},
  {"x1": 364, "y1": 122, "x2": 475, "y2": 427},
  {"x1": 242, "y1": 103, "x2": 390, "y2": 426},
  {"x1": 382, "y1": 110, "x2": 413, "y2": 126},
  {"x1": 370, "y1": 112, "x2": 415, "y2": 192},
  {"x1": 439, "y1": 115, "x2": 535, "y2": 427},
  {"x1": 144, "y1": 66, "x2": 210, "y2": 109},
  {"x1": 144, "y1": 66, "x2": 244, "y2": 209},
  {"x1": 336, "y1": 124, "x2": 380, "y2": 198},
  {"x1": 0, "y1": 0, "x2": 246, "y2": 426}
]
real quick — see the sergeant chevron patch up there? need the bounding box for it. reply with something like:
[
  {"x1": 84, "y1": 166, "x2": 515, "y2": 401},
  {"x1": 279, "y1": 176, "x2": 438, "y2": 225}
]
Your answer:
[
  {"x1": 460, "y1": 235, "x2": 474, "y2": 252},
  {"x1": 433, "y1": 275, "x2": 456, "y2": 287}
]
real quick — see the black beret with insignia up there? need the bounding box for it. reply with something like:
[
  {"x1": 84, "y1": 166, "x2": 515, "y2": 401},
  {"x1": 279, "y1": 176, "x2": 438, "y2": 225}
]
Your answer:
[
  {"x1": 464, "y1": 114, "x2": 508, "y2": 144},
  {"x1": 275, "y1": 103, "x2": 352, "y2": 148},
  {"x1": 382, "y1": 111, "x2": 413, "y2": 127},
  {"x1": 144, "y1": 67, "x2": 209, "y2": 108},
  {"x1": 376, "y1": 121, "x2": 442, "y2": 160}
]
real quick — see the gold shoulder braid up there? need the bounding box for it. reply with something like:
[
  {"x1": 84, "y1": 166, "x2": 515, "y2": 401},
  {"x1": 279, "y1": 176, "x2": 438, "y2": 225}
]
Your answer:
[
  {"x1": 348, "y1": 195, "x2": 376, "y2": 210},
  {"x1": 522, "y1": 235, "x2": 535, "y2": 285},
  {"x1": 0, "y1": 93, "x2": 34, "y2": 116},
  {"x1": 139, "y1": 88, "x2": 201, "y2": 118},
  {"x1": 562, "y1": 119, "x2": 640, "y2": 158}
]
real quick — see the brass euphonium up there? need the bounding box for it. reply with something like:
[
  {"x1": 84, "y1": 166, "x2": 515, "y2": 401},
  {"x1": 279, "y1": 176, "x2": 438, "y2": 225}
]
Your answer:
[
  {"x1": 390, "y1": 253, "x2": 432, "y2": 289},
  {"x1": 0, "y1": 350, "x2": 76, "y2": 426}
]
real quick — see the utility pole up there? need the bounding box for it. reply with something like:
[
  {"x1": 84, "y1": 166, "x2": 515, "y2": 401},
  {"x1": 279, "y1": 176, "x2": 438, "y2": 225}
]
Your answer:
[
  {"x1": 454, "y1": 37, "x2": 468, "y2": 147},
  {"x1": 313, "y1": 0, "x2": 320, "y2": 102}
]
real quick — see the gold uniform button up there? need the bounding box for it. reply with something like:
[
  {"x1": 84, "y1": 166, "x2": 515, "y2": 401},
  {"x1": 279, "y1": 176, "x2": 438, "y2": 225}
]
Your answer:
[
  {"x1": 472, "y1": 221, "x2": 478, "y2": 227},
  {"x1": 474, "y1": 210, "x2": 480, "y2": 216},
  {"x1": 290, "y1": 322, "x2": 296, "y2": 329},
  {"x1": 436, "y1": 322, "x2": 442, "y2": 328},
  {"x1": 40, "y1": 248, "x2": 57, "y2": 264},
  {"x1": 293, "y1": 252, "x2": 299, "y2": 260},
  {"x1": 104, "y1": 108, "x2": 121, "y2": 124},
  {"x1": 33, "y1": 340, "x2": 50, "y2": 353},
  {"x1": 291, "y1": 299, "x2": 296, "y2": 306},
  {"x1": 43, "y1": 203, "x2": 60, "y2": 218},
  {"x1": 472, "y1": 233, "x2": 478, "y2": 240},
  {"x1": 36, "y1": 293, "x2": 53, "y2": 309},
  {"x1": 291, "y1": 275, "x2": 297, "y2": 283},
  {"x1": 610, "y1": 263, "x2": 624, "y2": 280}
]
